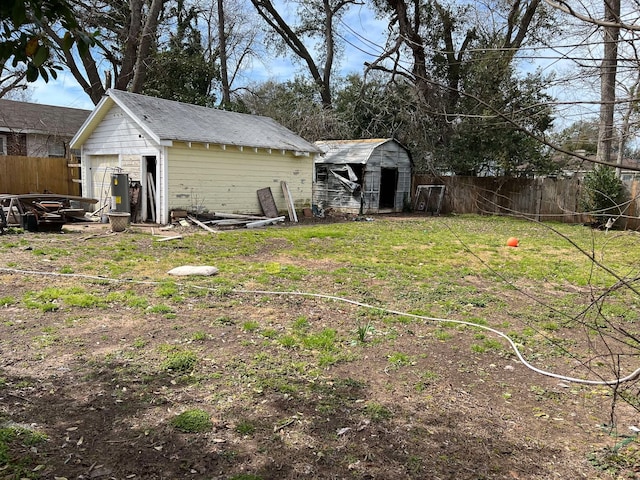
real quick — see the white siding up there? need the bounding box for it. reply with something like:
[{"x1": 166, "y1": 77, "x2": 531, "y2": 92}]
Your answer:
[
  {"x1": 80, "y1": 104, "x2": 162, "y2": 220},
  {"x1": 167, "y1": 143, "x2": 313, "y2": 215},
  {"x1": 81, "y1": 105, "x2": 158, "y2": 156}
]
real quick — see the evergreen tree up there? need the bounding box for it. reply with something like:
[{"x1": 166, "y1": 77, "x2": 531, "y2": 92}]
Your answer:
[{"x1": 142, "y1": 1, "x2": 219, "y2": 106}]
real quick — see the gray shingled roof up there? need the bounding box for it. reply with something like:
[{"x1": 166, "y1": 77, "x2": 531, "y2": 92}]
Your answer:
[
  {"x1": 0, "y1": 99, "x2": 91, "y2": 137},
  {"x1": 108, "y1": 89, "x2": 320, "y2": 153}
]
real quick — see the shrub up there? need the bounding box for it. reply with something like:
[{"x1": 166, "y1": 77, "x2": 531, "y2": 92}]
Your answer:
[{"x1": 580, "y1": 165, "x2": 626, "y2": 227}]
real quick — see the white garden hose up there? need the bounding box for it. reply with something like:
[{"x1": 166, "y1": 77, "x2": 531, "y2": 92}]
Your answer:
[{"x1": 1, "y1": 267, "x2": 639, "y2": 386}]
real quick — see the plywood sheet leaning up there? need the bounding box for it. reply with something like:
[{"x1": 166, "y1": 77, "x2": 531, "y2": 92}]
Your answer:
[{"x1": 257, "y1": 187, "x2": 279, "y2": 218}]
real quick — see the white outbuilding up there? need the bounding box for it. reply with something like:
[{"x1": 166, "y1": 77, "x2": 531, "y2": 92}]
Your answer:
[{"x1": 71, "y1": 89, "x2": 320, "y2": 224}]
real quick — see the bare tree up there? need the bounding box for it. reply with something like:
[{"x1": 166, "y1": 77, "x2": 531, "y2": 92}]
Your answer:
[
  {"x1": 368, "y1": 0, "x2": 544, "y2": 102},
  {"x1": 544, "y1": 0, "x2": 640, "y2": 31},
  {"x1": 198, "y1": 0, "x2": 261, "y2": 106},
  {"x1": 217, "y1": 0, "x2": 231, "y2": 105},
  {"x1": 542, "y1": 0, "x2": 640, "y2": 169},
  {"x1": 249, "y1": 0, "x2": 362, "y2": 108},
  {"x1": 596, "y1": 0, "x2": 620, "y2": 165},
  {"x1": 43, "y1": 0, "x2": 168, "y2": 105},
  {"x1": 0, "y1": 65, "x2": 28, "y2": 99}
]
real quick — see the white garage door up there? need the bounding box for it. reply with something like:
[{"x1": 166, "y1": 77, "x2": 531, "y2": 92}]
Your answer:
[{"x1": 89, "y1": 155, "x2": 119, "y2": 209}]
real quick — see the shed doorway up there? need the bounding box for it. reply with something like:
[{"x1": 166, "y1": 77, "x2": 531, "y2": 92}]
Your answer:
[
  {"x1": 143, "y1": 156, "x2": 158, "y2": 222},
  {"x1": 379, "y1": 168, "x2": 398, "y2": 209}
]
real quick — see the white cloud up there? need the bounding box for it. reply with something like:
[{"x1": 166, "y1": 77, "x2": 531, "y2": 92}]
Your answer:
[{"x1": 30, "y1": 71, "x2": 94, "y2": 110}]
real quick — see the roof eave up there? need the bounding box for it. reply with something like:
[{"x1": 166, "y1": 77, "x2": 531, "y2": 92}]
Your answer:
[{"x1": 107, "y1": 89, "x2": 162, "y2": 145}]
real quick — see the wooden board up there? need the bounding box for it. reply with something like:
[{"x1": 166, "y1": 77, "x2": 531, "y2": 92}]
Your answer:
[
  {"x1": 280, "y1": 181, "x2": 298, "y2": 222},
  {"x1": 257, "y1": 187, "x2": 279, "y2": 218},
  {"x1": 147, "y1": 172, "x2": 156, "y2": 222}
]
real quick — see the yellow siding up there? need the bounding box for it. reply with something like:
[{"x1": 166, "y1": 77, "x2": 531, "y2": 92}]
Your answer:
[{"x1": 167, "y1": 143, "x2": 313, "y2": 214}]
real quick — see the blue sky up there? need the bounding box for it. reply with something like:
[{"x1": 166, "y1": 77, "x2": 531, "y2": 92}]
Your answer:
[
  {"x1": 24, "y1": 1, "x2": 594, "y2": 134},
  {"x1": 27, "y1": 2, "x2": 389, "y2": 111}
]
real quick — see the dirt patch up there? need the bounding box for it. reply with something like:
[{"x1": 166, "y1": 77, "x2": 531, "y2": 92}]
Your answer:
[{"x1": 0, "y1": 222, "x2": 638, "y2": 479}]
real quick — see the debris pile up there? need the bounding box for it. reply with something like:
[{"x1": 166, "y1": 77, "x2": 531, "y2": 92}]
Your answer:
[
  {"x1": 162, "y1": 211, "x2": 286, "y2": 235},
  {"x1": 0, "y1": 194, "x2": 98, "y2": 232}
]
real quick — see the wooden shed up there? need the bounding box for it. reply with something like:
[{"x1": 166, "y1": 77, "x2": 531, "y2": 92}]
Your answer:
[
  {"x1": 313, "y1": 139, "x2": 412, "y2": 214},
  {"x1": 70, "y1": 89, "x2": 320, "y2": 224}
]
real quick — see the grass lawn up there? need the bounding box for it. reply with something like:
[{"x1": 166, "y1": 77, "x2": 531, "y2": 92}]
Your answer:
[{"x1": 0, "y1": 214, "x2": 639, "y2": 479}]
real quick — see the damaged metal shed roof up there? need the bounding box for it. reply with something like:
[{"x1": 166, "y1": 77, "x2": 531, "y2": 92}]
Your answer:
[
  {"x1": 315, "y1": 139, "x2": 405, "y2": 164},
  {"x1": 72, "y1": 89, "x2": 321, "y2": 154}
]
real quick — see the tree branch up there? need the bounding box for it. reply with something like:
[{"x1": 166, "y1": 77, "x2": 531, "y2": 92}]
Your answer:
[{"x1": 543, "y1": 0, "x2": 640, "y2": 31}]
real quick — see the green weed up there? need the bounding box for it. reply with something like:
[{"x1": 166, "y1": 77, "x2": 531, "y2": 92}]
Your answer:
[
  {"x1": 191, "y1": 330, "x2": 207, "y2": 341},
  {"x1": 216, "y1": 316, "x2": 236, "y2": 326},
  {"x1": 301, "y1": 328, "x2": 337, "y2": 351},
  {"x1": 0, "y1": 296, "x2": 16, "y2": 306},
  {"x1": 278, "y1": 335, "x2": 297, "y2": 348},
  {"x1": 242, "y1": 320, "x2": 260, "y2": 332},
  {"x1": 415, "y1": 370, "x2": 440, "y2": 391},
  {"x1": 387, "y1": 352, "x2": 412, "y2": 368},
  {"x1": 355, "y1": 319, "x2": 374, "y2": 343},
  {"x1": 235, "y1": 420, "x2": 256, "y2": 436},
  {"x1": 434, "y1": 329, "x2": 453, "y2": 341},
  {"x1": 171, "y1": 409, "x2": 212, "y2": 433},
  {"x1": 364, "y1": 402, "x2": 392, "y2": 422},
  {"x1": 261, "y1": 328, "x2": 278, "y2": 339},
  {"x1": 161, "y1": 350, "x2": 198, "y2": 372},
  {"x1": 292, "y1": 315, "x2": 310, "y2": 330},
  {"x1": 0, "y1": 424, "x2": 48, "y2": 477},
  {"x1": 132, "y1": 338, "x2": 147, "y2": 349},
  {"x1": 155, "y1": 282, "x2": 182, "y2": 300},
  {"x1": 147, "y1": 304, "x2": 174, "y2": 315}
]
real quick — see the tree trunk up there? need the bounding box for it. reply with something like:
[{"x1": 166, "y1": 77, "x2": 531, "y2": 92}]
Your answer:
[
  {"x1": 218, "y1": 0, "x2": 231, "y2": 106},
  {"x1": 597, "y1": 0, "x2": 620, "y2": 166},
  {"x1": 130, "y1": 0, "x2": 165, "y2": 92},
  {"x1": 250, "y1": 0, "x2": 336, "y2": 108},
  {"x1": 116, "y1": 0, "x2": 143, "y2": 91}
]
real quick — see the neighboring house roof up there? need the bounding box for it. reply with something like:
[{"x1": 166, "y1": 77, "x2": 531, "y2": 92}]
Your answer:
[
  {"x1": 71, "y1": 89, "x2": 321, "y2": 153},
  {"x1": 314, "y1": 138, "x2": 409, "y2": 164},
  {"x1": 0, "y1": 98, "x2": 91, "y2": 136}
]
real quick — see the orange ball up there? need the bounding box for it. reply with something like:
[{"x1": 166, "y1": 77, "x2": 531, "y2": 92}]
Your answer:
[{"x1": 506, "y1": 237, "x2": 519, "y2": 247}]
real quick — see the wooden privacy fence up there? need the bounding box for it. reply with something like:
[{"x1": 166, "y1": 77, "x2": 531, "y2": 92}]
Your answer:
[
  {"x1": 412, "y1": 175, "x2": 640, "y2": 230},
  {"x1": 0, "y1": 155, "x2": 80, "y2": 196}
]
